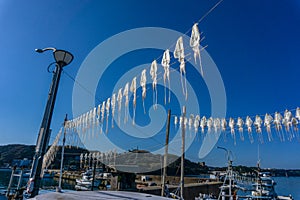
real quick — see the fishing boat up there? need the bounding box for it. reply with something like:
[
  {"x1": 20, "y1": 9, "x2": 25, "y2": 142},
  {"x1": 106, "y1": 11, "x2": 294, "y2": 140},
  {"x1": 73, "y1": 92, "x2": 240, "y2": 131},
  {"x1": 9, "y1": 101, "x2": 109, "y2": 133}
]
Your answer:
[
  {"x1": 75, "y1": 171, "x2": 100, "y2": 191},
  {"x1": 246, "y1": 172, "x2": 293, "y2": 200}
]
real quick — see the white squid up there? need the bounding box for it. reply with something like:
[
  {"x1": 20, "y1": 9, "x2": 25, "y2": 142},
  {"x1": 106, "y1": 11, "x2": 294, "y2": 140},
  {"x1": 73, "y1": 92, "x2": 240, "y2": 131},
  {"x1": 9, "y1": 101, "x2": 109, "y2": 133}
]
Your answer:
[
  {"x1": 174, "y1": 116, "x2": 178, "y2": 128},
  {"x1": 254, "y1": 115, "x2": 263, "y2": 143},
  {"x1": 221, "y1": 118, "x2": 227, "y2": 141},
  {"x1": 130, "y1": 77, "x2": 137, "y2": 125},
  {"x1": 105, "y1": 98, "x2": 110, "y2": 133},
  {"x1": 200, "y1": 116, "x2": 207, "y2": 133},
  {"x1": 207, "y1": 117, "x2": 213, "y2": 133},
  {"x1": 117, "y1": 88, "x2": 123, "y2": 126},
  {"x1": 179, "y1": 116, "x2": 183, "y2": 128},
  {"x1": 97, "y1": 104, "x2": 101, "y2": 127},
  {"x1": 237, "y1": 117, "x2": 244, "y2": 141},
  {"x1": 274, "y1": 112, "x2": 284, "y2": 142},
  {"x1": 229, "y1": 118, "x2": 236, "y2": 145},
  {"x1": 189, "y1": 114, "x2": 194, "y2": 131},
  {"x1": 111, "y1": 93, "x2": 116, "y2": 128},
  {"x1": 194, "y1": 115, "x2": 200, "y2": 133},
  {"x1": 283, "y1": 109, "x2": 292, "y2": 134},
  {"x1": 264, "y1": 113, "x2": 273, "y2": 141},
  {"x1": 245, "y1": 116, "x2": 254, "y2": 143},
  {"x1": 100, "y1": 101, "x2": 105, "y2": 134},
  {"x1": 140, "y1": 69, "x2": 147, "y2": 114},
  {"x1": 296, "y1": 107, "x2": 300, "y2": 121},
  {"x1": 161, "y1": 49, "x2": 171, "y2": 104},
  {"x1": 123, "y1": 83, "x2": 129, "y2": 124},
  {"x1": 291, "y1": 117, "x2": 300, "y2": 141},
  {"x1": 150, "y1": 60, "x2": 158, "y2": 109},
  {"x1": 190, "y1": 23, "x2": 204, "y2": 76},
  {"x1": 213, "y1": 118, "x2": 221, "y2": 133},
  {"x1": 174, "y1": 36, "x2": 187, "y2": 100}
]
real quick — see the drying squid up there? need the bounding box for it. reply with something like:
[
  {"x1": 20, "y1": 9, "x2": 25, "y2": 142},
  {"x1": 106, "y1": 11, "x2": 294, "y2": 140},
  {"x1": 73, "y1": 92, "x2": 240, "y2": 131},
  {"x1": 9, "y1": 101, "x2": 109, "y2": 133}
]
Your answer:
[
  {"x1": 229, "y1": 118, "x2": 236, "y2": 145},
  {"x1": 264, "y1": 113, "x2": 273, "y2": 141},
  {"x1": 179, "y1": 116, "x2": 183, "y2": 128},
  {"x1": 207, "y1": 117, "x2": 213, "y2": 133},
  {"x1": 140, "y1": 69, "x2": 147, "y2": 113},
  {"x1": 123, "y1": 83, "x2": 129, "y2": 124},
  {"x1": 291, "y1": 117, "x2": 298, "y2": 132},
  {"x1": 130, "y1": 77, "x2": 137, "y2": 125},
  {"x1": 254, "y1": 115, "x2": 263, "y2": 143},
  {"x1": 221, "y1": 118, "x2": 227, "y2": 141},
  {"x1": 291, "y1": 117, "x2": 300, "y2": 140},
  {"x1": 92, "y1": 107, "x2": 96, "y2": 138},
  {"x1": 194, "y1": 115, "x2": 200, "y2": 133},
  {"x1": 174, "y1": 116, "x2": 178, "y2": 128},
  {"x1": 189, "y1": 114, "x2": 194, "y2": 131},
  {"x1": 200, "y1": 116, "x2": 207, "y2": 133},
  {"x1": 283, "y1": 109, "x2": 292, "y2": 133},
  {"x1": 111, "y1": 93, "x2": 116, "y2": 128},
  {"x1": 96, "y1": 104, "x2": 101, "y2": 127},
  {"x1": 100, "y1": 101, "x2": 105, "y2": 134},
  {"x1": 273, "y1": 112, "x2": 284, "y2": 141},
  {"x1": 245, "y1": 116, "x2": 254, "y2": 143},
  {"x1": 237, "y1": 117, "x2": 244, "y2": 141},
  {"x1": 117, "y1": 88, "x2": 123, "y2": 125},
  {"x1": 174, "y1": 36, "x2": 187, "y2": 100},
  {"x1": 213, "y1": 118, "x2": 221, "y2": 133},
  {"x1": 150, "y1": 60, "x2": 158, "y2": 109},
  {"x1": 105, "y1": 98, "x2": 110, "y2": 133},
  {"x1": 296, "y1": 107, "x2": 300, "y2": 121},
  {"x1": 190, "y1": 23, "x2": 204, "y2": 76},
  {"x1": 161, "y1": 49, "x2": 171, "y2": 104}
]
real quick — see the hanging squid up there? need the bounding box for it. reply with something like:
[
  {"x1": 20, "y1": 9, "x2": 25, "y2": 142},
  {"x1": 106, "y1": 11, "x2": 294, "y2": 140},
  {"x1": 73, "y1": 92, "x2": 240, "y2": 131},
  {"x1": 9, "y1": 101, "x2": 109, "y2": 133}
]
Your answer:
[
  {"x1": 221, "y1": 118, "x2": 227, "y2": 141},
  {"x1": 100, "y1": 101, "x2": 105, "y2": 134},
  {"x1": 229, "y1": 118, "x2": 236, "y2": 145},
  {"x1": 161, "y1": 49, "x2": 171, "y2": 104},
  {"x1": 237, "y1": 117, "x2": 245, "y2": 141},
  {"x1": 189, "y1": 114, "x2": 194, "y2": 131},
  {"x1": 296, "y1": 107, "x2": 300, "y2": 121},
  {"x1": 194, "y1": 115, "x2": 200, "y2": 133},
  {"x1": 245, "y1": 116, "x2": 254, "y2": 143},
  {"x1": 174, "y1": 36, "x2": 188, "y2": 100},
  {"x1": 264, "y1": 113, "x2": 273, "y2": 141},
  {"x1": 254, "y1": 115, "x2": 263, "y2": 143},
  {"x1": 179, "y1": 116, "x2": 183, "y2": 128},
  {"x1": 213, "y1": 118, "x2": 221, "y2": 133},
  {"x1": 117, "y1": 88, "x2": 123, "y2": 126},
  {"x1": 174, "y1": 116, "x2": 178, "y2": 128},
  {"x1": 274, "y1": 112, "x2": 284, "y2": 142},
  {"x1": 207, "y1": 117, "x2": 213, "y2": 133},
  {"x1": 283, "y1": 109, "x2": 292, "y2": 134},
  {"x1": 123, "y1": 83, "x2": 129, "y2": 124},
  {"x1": 105, "y1": 98, "x2": 110, "y2": 133},
  {"x1": 140, "y1": 69, "x2": 147, "y2": 114},
  {"x1": 130, "y1": 77, "x2": 137, "y2": 125},
  {"x1": 291, "y1": 117, "x2": 300, "y2": 141},
  {"x1": 200, "y1": 116, "x2": 207, "y2": 133},
  {"x1": 111, "y1": 93, "x2": 116, "y2": 128},
  {"x1": 190, "y1": 23, "x2": 204, "y2": 77},
  {"x1": 150, "y1": 60, "x2": 158, "y2": 109},
  {"x1": 97, "y1": 104, "x2": 101, "y2": 127},
  {"x1": 92, "y1": 107, "x2": 96, "y2": 138}
]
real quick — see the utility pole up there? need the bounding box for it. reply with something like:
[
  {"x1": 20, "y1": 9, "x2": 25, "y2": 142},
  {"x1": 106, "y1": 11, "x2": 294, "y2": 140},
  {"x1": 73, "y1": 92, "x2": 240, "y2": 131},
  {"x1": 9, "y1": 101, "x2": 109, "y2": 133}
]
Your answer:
[
  {"x1": 161, "y1": 110, "x2": 171, "y2": 196},
  {"x1": 180, "y1": 106, "x2": 186, "y2": 200}
]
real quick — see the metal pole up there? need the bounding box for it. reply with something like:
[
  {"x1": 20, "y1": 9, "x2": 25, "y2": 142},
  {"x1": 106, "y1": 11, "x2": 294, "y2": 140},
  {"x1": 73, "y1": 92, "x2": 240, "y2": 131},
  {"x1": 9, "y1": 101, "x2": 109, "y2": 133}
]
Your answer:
[
  {"x1": 162, "y1": 109, "x2": 171, "y2": 196},
  {"x1": 29, "y1": 63, "x2": 64, "y2": 197},
  {"x1": 180, "y1": 106, "x2": 186, "y2": 200},
  {"x1": 57, "y1": 114, "x2": 68, "y2": 192}
]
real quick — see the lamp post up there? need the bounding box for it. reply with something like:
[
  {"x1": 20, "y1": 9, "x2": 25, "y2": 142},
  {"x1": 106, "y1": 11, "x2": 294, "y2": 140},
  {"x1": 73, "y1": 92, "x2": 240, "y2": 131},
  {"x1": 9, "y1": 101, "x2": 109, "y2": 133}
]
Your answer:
[{"x1": 28, "y1": 48, "x2": 73, "y2": 197}]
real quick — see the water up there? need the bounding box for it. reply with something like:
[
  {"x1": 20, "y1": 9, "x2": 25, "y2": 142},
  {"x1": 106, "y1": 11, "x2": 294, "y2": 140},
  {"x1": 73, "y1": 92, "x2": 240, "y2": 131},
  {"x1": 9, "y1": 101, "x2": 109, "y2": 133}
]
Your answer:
[
  {"x1": 0, "y1": 169, "x2": 300, "y2": 198},
  {"x1": 0, "y1": 169, "x2": 75, "y2": 191}
]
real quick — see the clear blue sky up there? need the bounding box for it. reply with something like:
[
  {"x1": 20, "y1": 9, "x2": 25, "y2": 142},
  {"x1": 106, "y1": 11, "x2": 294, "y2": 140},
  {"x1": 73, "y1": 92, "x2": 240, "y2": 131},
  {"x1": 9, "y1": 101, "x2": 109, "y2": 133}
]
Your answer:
[{"x1": 0, "y1": 0, "x2": 299, "y2": 169}]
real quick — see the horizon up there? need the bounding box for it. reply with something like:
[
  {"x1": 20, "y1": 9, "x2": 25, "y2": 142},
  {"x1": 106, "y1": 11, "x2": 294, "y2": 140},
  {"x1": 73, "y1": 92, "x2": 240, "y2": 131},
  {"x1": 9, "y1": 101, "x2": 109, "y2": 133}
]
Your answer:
[{"x1": 0, "y1": 0, "x2": 299, "y2": 169}]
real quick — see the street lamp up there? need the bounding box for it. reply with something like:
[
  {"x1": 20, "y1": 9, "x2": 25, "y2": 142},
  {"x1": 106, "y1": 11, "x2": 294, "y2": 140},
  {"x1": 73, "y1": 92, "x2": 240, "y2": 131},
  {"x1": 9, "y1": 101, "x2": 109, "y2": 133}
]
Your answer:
[{"x1": 27, "y1": 47, "x2": 73, "y2": 198}]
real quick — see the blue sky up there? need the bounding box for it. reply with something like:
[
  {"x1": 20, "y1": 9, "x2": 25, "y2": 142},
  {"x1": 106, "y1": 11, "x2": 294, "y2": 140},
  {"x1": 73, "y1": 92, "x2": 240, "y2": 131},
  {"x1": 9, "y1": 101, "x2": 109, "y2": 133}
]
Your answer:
[{"x1": 0, "y1": 0, "x2": 299, "y2": 169}]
